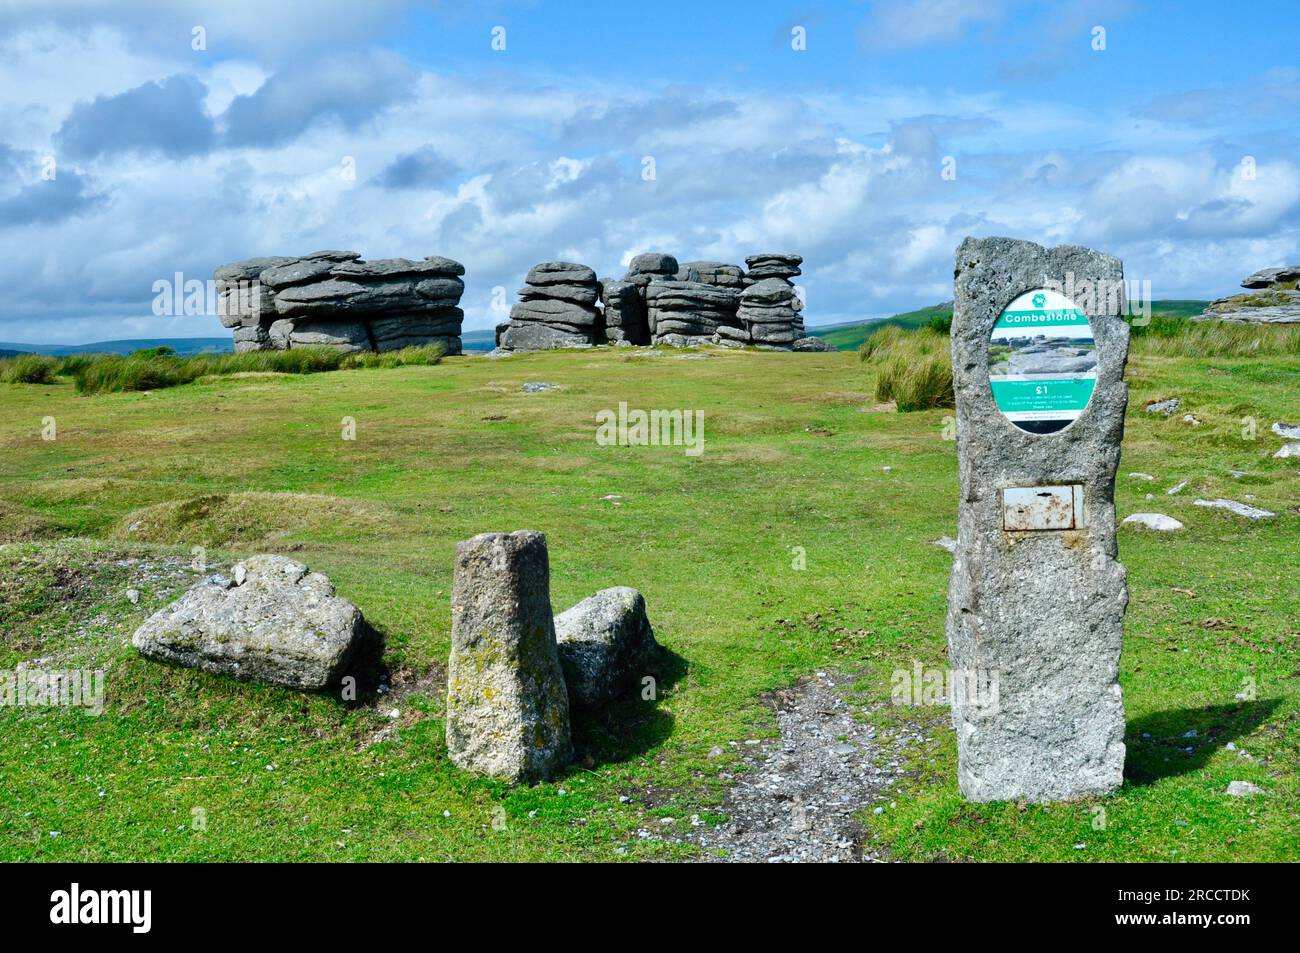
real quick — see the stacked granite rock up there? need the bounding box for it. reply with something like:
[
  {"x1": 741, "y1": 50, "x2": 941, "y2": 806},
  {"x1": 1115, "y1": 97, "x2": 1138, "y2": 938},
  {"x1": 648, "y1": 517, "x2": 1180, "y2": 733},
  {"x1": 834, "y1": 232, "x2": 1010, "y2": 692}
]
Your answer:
[
  {"x1": 600, "y1": 278, "x2": 648, "y2": 345},
  {"x1": 622, "y1": 253, "x2": 679, "y2": 341},
  {"x1": 502, "y1": 262, "x2": 603, "y2": 350},
  {"x1": 215, "y1": 251, "x2": 466, "y2": 354},
  {"x1": 708, "y1": 254, "x2": 806, "y2": 350},
  {"x1": 1197, "y1": 264, "x2": 1300, "y2": 324},
  {"x1": 646, "y1": 278, "x2": 743, "y2": 347}
]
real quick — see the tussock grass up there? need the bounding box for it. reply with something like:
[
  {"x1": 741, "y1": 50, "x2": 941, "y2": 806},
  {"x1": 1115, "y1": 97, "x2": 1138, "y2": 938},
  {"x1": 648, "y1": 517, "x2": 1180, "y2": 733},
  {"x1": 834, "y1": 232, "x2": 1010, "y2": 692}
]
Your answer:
[
  {"x1": 859, "y1": 326, "x2": 954, "y2": 411},
  {"x1": 0, "y1": 354, "x2": 58, "y2": 384},
  {"x1": 1131, "y1": 316, "x2": 1300, "y2": 357},
  {"x1": 0, "y1": 343, "x2": 444, "y2": 394}
]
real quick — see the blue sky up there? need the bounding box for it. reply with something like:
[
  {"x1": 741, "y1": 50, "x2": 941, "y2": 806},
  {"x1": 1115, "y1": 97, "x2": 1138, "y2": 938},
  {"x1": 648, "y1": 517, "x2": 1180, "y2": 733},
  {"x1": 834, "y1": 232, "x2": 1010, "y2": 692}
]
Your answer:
[{"x1": 0, "y1": 0, "x2": 1297, "y2": 343}]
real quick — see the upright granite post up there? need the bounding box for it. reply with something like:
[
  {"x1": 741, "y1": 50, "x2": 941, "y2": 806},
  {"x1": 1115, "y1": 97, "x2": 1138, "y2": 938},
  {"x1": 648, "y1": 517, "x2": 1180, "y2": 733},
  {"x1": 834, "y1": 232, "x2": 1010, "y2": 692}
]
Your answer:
[
  {"x1": 947, "y1": 237, "x2": 1129, "y2": 802},
  {"x1": 446, "y1": 531, "x2": 572, "y2": 783}
]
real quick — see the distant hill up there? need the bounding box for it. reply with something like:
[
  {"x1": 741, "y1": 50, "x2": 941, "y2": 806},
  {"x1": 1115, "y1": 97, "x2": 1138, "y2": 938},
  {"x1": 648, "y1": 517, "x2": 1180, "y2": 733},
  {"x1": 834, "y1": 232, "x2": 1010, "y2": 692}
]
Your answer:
[
  {"x1": 807, "y1": 303, "x2": 954, "y2": 351},
  {"x1": 806, "y1": 300, "x2": 1210, "y2": 351},
  {"x1": 0, "y1": 337, "x2": 233, "y2": 356},
  {"x1": 461, "y1": 328, "x2": 496, "y2": 351}
]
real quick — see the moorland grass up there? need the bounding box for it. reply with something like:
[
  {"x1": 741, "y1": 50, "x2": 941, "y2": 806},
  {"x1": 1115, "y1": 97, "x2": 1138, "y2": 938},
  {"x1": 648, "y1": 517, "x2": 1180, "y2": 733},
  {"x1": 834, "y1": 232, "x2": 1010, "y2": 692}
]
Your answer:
[
  {"x1": 0, "y1": 343, "x2": 445, "y2": 395},
  {"x1": 859, "y1": 325, "x2": 954, "y2": 411},
  {"x1": 0, "y1": 337, "x2": 1296, "y2": 862}
]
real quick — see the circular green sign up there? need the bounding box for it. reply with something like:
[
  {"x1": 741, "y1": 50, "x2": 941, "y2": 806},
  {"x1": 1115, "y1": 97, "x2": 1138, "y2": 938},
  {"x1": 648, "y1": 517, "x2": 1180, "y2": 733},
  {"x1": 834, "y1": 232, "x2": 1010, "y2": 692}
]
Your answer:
[{"x1": 989, "y1": 289, "x2": 1097, "y2": 435}]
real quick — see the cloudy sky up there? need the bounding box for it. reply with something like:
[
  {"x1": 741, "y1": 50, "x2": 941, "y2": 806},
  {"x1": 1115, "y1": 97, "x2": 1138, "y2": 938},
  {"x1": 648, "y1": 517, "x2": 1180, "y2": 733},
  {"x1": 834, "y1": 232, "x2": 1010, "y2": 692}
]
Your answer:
[{"x1": 1, "y1": 0, "x2": 1297, "y2": 344}]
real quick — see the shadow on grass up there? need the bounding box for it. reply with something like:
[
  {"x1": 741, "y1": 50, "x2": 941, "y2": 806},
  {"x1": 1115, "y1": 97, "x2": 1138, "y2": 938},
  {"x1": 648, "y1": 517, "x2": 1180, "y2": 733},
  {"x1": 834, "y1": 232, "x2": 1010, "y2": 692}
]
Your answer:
[
  {"x1": 568, "y1": 646, "x2": 689, "y2": 771},
  {"x1": 1124, "y1": 698, "x2": 1280, "y2": 787},
  {"x1": 340, "y1": 619, "x2": 389, "y2": 707}
]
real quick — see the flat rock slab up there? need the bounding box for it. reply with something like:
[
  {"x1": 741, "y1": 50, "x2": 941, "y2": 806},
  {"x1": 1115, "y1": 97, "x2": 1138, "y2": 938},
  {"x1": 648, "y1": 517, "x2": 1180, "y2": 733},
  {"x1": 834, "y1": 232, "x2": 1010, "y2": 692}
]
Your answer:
[
  {"x1": 1193, "y1": 498, "x2": 1275, "y2": 520},
  {"x1": 555, "y1": 587, "x2": 659, "y2": 710},
  {"x1": 445, "y1": 531, "x2": 572, "y2": 783},
  {"x1": 132, "y1": 555, "x2": 367, "y2": 690}
]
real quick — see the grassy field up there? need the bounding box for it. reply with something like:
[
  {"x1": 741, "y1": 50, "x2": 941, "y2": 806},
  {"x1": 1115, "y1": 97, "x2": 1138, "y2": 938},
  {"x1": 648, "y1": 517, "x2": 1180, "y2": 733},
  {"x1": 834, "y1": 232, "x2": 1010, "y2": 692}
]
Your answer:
[{"x1": 1, "y1": 333, "x2": 1297, "y2": 861}]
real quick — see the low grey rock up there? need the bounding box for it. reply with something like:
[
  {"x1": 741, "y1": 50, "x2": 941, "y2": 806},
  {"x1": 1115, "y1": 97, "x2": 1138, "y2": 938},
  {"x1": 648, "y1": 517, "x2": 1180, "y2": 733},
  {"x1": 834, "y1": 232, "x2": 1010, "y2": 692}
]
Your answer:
[
  {"x1": 521, "y1": 381, "x2": 556, "y2": 392},
  {"x1": 1225, "y1": 780, "x2": 1267, "y2": 796},
  {"x1": 555, "y1": 587, "x2": 659, "y2": 710},
  {"x1": 1144, "y1": 398, "x2": 1181, "y2": 415},
  {"x1": 1122, "y1": 513, "x2": 1185, "y2": 531},
  {"x1": 445, "y1": 531, "x2": 572, "y2": 783},
  {"x1": 1271, "y1": 421, "x2": 1300, "y2": 440},
  {"x1": 793, "y1": 336, "x2": 833, "y2": 351},
  {"x1": 1273, "y1": 442, "x2": 1300, "y2": 459},
  {"x1": 932, "y1": 536, "x2": 957, "y2": 554},
  {"x1": 502, "y1": 322, "x2": 593, "y2": 350},
  {"x1": 1193, "y1": 498, "x2": 1275, "y2": 520},
  {"x1": 132, "y1": 555, "x2": 369, "y2": 690}
]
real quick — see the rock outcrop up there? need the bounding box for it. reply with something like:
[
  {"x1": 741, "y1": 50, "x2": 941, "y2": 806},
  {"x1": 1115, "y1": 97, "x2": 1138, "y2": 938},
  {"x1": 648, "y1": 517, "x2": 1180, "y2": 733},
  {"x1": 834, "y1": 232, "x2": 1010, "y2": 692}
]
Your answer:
[
  {"x1": 445, "y1": 531, "x2": 572, "y2": 783},
  {"x1": 555, "y1": 587, "x2": 659, "y2": 710},
  {"x1": 646, "y1": 279, "x2": 742, "y2": 347},
  {"x1": 1197, "y1": 265, "x2": 1300, "y2": 324},
  {"x1": 132, "y1": 555, "x2": 371, "y2": 690},
  {"x1": 501, "y1": 262, "x2": 602, "y2": 350},
  {"x1": 494, "y1": 249, "x2": 816, "y2": 351},
  {"x1": 215, "y1": 251, "x2": 467, "y2": 354}
]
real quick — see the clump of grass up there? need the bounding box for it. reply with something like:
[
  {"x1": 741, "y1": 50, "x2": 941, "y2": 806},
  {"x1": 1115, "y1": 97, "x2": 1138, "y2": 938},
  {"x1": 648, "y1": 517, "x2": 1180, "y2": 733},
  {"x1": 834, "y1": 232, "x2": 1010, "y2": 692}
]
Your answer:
[
  {"x1": 0, "y1": 354, "x2": 59, "y2": 384},
  {"x1": 1131, "y1": 317, "x2": 1300, "y2": 357},
  {"x1": 65, "y1": 343, "x2": 444, "y2": 394},
  {"x1": 860, "y1": 326, "x2": 954, "y2": 411}
]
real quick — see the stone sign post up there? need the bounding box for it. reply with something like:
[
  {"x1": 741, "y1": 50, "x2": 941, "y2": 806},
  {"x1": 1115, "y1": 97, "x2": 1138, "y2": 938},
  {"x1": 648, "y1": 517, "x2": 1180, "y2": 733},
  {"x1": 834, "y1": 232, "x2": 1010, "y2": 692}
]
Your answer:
[{"x1": 947, "y1": 237, "x2": 1129, "y2": 802}]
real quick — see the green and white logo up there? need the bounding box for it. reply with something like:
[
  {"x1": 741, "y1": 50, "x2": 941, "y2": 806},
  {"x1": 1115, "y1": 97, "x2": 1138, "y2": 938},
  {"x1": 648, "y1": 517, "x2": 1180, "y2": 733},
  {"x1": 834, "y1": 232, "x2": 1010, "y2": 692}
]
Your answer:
[{"x1": 988, "y1": 288, "x2": 1096, "y2": 434}]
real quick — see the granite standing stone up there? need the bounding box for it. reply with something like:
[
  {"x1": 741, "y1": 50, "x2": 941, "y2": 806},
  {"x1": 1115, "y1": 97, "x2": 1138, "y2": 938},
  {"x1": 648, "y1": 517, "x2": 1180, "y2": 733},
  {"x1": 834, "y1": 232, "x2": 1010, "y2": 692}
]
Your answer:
[
  {"x1": 445, "y1": 531, "x2": 572, "y2": 783},
  {"x1": 947, "y1": 236, "x2": 1129, "y2": 803}
]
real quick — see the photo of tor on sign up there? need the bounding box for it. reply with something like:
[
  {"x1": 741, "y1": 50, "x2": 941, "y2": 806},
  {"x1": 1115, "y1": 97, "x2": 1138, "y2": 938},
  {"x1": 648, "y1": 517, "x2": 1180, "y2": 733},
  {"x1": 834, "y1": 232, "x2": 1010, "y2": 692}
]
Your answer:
[{"x1": 988, "y1": 288, "x2": 1098, "y2": 434}]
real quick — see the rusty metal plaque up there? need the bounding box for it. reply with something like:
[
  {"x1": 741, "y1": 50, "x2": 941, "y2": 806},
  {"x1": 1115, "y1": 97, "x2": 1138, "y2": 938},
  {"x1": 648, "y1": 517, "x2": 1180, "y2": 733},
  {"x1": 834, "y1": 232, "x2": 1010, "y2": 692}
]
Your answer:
[{"x1": 1002, "y1": 484, "x2": 1085, "y2": 531}]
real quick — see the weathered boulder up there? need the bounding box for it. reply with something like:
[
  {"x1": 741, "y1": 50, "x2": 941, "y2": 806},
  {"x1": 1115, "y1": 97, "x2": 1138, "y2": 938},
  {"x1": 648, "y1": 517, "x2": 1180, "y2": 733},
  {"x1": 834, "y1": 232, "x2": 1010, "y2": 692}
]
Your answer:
[
  {"x1": 445, "y1": 531, "x2": 572, "y2": 783},
  {"x1": 1122, "y1": 512, "x2": 1184, "y2": 531},
  {"x1": 646, "y1": 278, "x2": 741, "y2": 346},
  {"x1": 132, "y1": 555, "x2": 369, "y2": 690},
  {"x1": 555, "y1": 587, "x2": 659, "y2": 710}
]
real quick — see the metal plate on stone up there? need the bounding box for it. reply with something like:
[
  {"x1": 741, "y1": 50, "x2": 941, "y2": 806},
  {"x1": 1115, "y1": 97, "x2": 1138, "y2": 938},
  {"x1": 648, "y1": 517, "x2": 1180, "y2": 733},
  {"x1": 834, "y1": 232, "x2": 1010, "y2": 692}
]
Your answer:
[{"x1": 1002, "y1": 484, "x2": 1085, "y2": 531}]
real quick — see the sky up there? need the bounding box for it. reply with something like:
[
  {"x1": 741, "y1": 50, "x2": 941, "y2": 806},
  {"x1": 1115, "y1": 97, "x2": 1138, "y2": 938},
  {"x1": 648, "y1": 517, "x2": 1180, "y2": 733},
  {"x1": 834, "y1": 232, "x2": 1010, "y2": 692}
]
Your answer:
[{"x1": 0, "y1": 0, "x2": 1297, "y2": 344}]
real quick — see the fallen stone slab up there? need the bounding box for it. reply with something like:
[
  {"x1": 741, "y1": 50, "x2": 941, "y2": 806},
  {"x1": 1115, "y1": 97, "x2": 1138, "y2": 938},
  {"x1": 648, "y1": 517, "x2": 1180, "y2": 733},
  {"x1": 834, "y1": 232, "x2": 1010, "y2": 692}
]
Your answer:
[
  {"x1": 555, "y1": 587, "x2": 659, "y2": 710},
  {"x1": 132, "y1": 555, "x2": 370, "y2": 691},
  {"x1": 1193, "y1": 498, "x2": 1275, "y2": 520},
  {"x1": 1122, "y1": 513, "x2": 1185, "y2": 531},
  {"x1": 445, "y1": 531, "x2": 572, "y2": 783},
  {"x1": 1273, "y1": 442, "x2": 1300, "y2": 459}
]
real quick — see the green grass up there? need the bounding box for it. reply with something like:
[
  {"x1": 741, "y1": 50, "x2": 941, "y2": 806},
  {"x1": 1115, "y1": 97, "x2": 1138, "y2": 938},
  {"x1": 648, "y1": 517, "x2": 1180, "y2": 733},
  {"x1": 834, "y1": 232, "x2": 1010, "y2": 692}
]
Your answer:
[
  {"x1": 0, "y1": 344, "x2": 444, "y2": 395},
  {"x1": 0, "y1": 338, "x2": 1296, "y2": 862}
]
